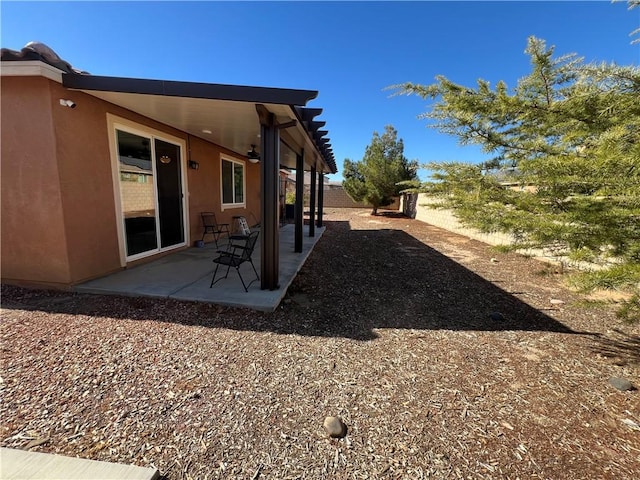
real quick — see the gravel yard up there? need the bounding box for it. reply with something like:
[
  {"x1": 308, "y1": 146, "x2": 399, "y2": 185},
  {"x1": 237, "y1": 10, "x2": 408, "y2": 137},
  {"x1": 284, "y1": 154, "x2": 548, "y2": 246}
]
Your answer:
[{"x1": 1, "y1": 208, "x2": 638, "y2": 479}]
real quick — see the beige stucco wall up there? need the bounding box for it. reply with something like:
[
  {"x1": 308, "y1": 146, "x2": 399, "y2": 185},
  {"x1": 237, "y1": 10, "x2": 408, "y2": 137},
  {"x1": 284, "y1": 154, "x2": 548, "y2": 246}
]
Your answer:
[
  {"x1": 401, "y1": 192, "x2": 515, "y2": 246},
  {"x1": 1, "y1": 76, "x2": 72, "y2": 286},
  {"x1": 185, "y1": 135, "x2": 261, "y2": 240},
  {"x1": 1, "y1": 74, "x2": 261, "y2": 287},
  {"x1": 401, "y1": 192, "x2": 607, "y2": 270},
  {"x1": 48, "y1": 81, "x2": 122, "y2": 283}
]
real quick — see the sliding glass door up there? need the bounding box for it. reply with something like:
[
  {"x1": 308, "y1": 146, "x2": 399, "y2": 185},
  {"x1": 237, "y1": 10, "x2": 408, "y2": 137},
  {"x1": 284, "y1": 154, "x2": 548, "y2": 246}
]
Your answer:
[
  {"x1": 154, "y1": 138, "x2": 184, "y2": 248},
  {"x1": 116, "y1": 129, "x2": 185, "y2": 259}
]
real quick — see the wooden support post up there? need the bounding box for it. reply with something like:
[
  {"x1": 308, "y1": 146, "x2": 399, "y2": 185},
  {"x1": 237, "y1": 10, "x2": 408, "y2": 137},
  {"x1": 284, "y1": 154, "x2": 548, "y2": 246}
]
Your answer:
[
  {"x1": 317, "y1": 172, "x2": 324, "y2": 228},
  {"x1": 295, "y1": 150, "x2": 304, "y2": 253},
  {"x1": 309, "y1": 164, "x2": 316, "y2": 237},
  {"x1": 256, "y1": 105, "x2": 279, "y2": 290}
]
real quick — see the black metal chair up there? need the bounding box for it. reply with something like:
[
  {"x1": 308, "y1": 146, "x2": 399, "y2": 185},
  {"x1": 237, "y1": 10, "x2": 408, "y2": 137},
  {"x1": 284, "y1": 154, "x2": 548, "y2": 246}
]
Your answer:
[
  {"x1": 209, "y1": 231, "x2": 260, "y2": 292},
  {"x1": 201, "y1": 212, "x2": 230, "y2": 248}
]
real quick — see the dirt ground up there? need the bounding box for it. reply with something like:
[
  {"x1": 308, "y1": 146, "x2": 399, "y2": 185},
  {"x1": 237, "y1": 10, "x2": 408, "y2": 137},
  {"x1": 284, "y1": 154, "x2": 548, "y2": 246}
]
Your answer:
[{"x1": 1, "y1": 208, "x2": 638, "y2": 479}]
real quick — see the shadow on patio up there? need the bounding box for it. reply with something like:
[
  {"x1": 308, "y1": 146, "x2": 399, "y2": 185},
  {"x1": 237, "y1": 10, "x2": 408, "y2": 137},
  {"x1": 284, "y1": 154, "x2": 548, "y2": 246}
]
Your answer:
[
  {"x1": 73, "y1": 224, "x2": 324, "y2": 312},
  {"x1": 1, "y1": 215, "x2": 594, "y2": 342}
]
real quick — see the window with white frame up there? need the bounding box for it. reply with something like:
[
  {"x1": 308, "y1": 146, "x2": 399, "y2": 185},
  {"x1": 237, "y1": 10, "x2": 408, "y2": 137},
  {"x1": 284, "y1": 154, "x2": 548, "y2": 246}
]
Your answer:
[{"x1": 221, "y1": 157, "x2": 245, "y2": 208}]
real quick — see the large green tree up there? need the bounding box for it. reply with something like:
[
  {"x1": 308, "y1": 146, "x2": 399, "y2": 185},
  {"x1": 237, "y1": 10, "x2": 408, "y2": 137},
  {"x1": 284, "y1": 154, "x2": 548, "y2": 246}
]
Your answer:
[
  {"x1": 343, "y1": 125, "x2": 418, "y2": 215},
  {"x1": 391, "y1": 36, "x2": 640, "y2": 315}
]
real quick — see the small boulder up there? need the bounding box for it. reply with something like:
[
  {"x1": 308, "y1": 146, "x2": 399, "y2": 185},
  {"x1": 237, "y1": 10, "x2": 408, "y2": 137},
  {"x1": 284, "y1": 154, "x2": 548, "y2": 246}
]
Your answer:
[
  {"x1": 323, "y1": 416, "x2": 347, "y2": 438},
  {"x1": 609, "y1": 377, "x2": 635, "y2": 392},
  {"x1": 490, "y1": 312, "x2": 505, "y2": 321}
]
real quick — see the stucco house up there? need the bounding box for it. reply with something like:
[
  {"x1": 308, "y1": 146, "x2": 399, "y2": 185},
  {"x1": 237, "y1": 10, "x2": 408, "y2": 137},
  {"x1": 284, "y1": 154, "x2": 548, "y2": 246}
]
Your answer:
[{"x1": 1, "y1": 42, "x2": 336, "y2": 291}]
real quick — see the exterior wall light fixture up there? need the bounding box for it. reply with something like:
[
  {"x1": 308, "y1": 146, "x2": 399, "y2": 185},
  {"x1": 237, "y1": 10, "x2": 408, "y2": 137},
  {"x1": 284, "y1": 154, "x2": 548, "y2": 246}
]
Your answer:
[
  {"x1": 59, "y1": 99, "x2": 76, "y2": 108},
  {"x1": 247, "y1": 145, "x2": 260, "y2": 164}
]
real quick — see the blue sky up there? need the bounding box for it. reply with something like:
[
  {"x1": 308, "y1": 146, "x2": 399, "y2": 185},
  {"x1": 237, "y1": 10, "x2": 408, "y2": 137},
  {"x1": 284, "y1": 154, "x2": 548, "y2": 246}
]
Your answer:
[{"x1": 2, "y1": 1, "x2": 638, "y2": 181}]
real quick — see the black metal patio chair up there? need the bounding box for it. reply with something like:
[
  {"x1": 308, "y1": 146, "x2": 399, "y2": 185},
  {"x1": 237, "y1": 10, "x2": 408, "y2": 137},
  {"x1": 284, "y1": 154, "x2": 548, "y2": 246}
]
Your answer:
[
  {"x1": 201, "y1": 212, "x2": 230, "y2": 248},
  {"x1": 209, "y1": 231, "x2": 260, "y2": 292}
]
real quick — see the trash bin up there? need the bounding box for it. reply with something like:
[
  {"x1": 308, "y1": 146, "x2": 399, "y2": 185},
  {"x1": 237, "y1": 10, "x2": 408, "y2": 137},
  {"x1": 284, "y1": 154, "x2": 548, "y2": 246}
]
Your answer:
[{"x1": 285, "y1": 204, "x2": 295, "y2": 220}]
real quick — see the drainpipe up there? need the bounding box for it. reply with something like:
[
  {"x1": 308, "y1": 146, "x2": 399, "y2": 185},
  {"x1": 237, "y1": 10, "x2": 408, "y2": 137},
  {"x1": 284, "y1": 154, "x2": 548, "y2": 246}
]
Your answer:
[
  {"x1": 309, "y1": 164, "x2": 316, "y2": 237},
  {"x1": 295, "y1": 150, "x2": 304, "y2": 252}
]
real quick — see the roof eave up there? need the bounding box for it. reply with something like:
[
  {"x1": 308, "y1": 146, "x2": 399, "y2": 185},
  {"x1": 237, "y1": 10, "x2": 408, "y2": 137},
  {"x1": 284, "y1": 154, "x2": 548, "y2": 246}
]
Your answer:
[{"x1": 62, "y1": 73, "x2": 318, "y2": 106}]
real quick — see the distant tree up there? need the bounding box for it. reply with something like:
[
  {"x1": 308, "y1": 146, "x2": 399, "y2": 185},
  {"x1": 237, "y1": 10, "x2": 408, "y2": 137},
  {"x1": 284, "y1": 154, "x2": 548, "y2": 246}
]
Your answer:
[
  {"x1": 391, "y1": 36, "x2": 640, "y2": 318},
  {"x1": 343, "y1": 125, "x2": 418, "y2": 215}
]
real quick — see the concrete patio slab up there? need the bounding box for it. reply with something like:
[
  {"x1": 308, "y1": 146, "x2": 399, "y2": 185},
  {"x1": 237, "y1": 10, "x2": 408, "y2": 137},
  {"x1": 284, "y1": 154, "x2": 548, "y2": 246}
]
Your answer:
[
  {"x1": 75, "y1": 224, "x2": 324, "y2": 311},
  {"x1": 0, "y1": 448, "x2": 159, "y2": 480}
]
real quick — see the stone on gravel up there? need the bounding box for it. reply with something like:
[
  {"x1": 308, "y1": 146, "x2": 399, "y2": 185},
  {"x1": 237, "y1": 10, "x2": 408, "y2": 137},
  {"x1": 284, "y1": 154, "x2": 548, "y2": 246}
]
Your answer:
[
  {"x1": 25, "y1": 437, "x2": 49, "y2": 449},
  {"x1": 323, "y1": 416, "x2": 347, "y2": 438},
  {"x1": 550, "y1": 299, "x2": 565, "y2": 305},
  {"x1": 609, "y1": 377, "x2": 635, "y2": 392}
]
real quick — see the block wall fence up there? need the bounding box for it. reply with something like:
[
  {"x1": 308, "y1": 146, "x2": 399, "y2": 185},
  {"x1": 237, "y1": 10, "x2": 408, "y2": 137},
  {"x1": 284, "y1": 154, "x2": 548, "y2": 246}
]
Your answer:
[
  {"x1": 400, "y1": 192, "x2": 605, "y2": 270},
  {"x1": 303, "y1": 184, "x2": 400, "y2": 210},
  {"x1": 400, "y1": 193, "x2": 515, "y2": 246}
]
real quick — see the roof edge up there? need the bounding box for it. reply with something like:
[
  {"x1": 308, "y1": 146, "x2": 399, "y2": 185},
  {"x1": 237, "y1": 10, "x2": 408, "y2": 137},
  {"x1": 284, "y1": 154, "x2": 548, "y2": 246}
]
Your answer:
[
  {"x1": 62, "y1": 74, "x2": 318, "y2": 106},
  {"x1": 0, "y1": 60, "x2": 64, "y2": 83}
]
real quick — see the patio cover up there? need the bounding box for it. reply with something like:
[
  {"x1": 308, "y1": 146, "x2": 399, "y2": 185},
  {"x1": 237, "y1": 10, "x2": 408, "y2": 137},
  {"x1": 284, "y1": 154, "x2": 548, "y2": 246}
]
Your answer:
[
  {"x1": 2, "y1": 42, "x2": 337, "y2": 290},
  {"x1": 61, "y1": 74, "x2": 336, "y2": 174}
]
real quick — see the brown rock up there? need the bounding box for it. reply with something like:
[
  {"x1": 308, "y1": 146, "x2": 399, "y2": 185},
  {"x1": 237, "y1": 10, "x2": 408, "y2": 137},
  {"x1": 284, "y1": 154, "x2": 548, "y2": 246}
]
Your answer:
[{"x1": 323, "y1": 416, "x2": 347, "y2": 438}]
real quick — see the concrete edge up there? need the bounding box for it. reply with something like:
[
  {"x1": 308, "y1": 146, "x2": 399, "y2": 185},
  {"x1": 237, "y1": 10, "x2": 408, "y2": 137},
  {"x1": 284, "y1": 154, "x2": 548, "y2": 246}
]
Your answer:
[{"x1": 0, "y1": 448, "x2": 160, "y2": 480}]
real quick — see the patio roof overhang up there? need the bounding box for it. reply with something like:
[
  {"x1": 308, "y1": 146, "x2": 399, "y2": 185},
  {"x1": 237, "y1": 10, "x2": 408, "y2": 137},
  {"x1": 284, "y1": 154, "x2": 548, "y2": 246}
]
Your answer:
[
  {"x1": 2, "y1": 42, "x2": 335, "y2": 292},
  {"x1": 61, "y1": 74, "x2": 337, "y2": 174}
]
